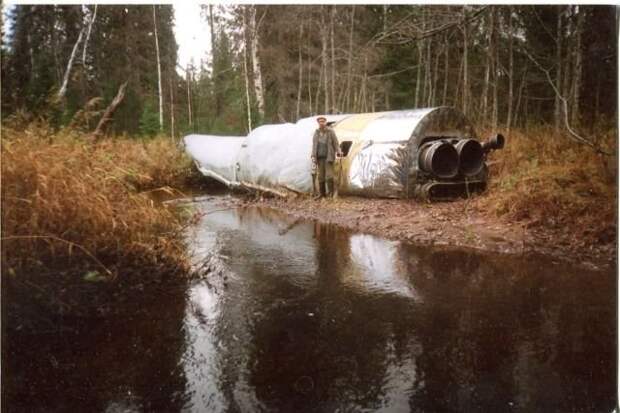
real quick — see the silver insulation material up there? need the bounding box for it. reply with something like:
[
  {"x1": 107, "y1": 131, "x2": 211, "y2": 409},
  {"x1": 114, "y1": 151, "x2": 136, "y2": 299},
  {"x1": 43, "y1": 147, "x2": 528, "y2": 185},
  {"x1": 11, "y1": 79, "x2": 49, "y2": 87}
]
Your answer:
[{"x1": 346, "y1": 142, "x2": 409, "y2": 198}]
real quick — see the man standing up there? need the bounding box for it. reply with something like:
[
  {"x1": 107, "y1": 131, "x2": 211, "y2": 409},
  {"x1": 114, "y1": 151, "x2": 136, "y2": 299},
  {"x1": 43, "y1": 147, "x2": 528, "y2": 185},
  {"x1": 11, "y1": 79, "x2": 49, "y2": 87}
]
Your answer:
[{"x1": 311, "y1": 116, "x2": 341, "y2": 199}]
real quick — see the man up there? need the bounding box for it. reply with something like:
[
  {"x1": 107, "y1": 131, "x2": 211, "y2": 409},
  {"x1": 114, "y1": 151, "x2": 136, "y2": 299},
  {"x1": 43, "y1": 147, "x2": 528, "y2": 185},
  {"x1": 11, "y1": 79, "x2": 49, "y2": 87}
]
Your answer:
[{"x1": 311, "y1": 116, "x2": 341, "y2": 199}]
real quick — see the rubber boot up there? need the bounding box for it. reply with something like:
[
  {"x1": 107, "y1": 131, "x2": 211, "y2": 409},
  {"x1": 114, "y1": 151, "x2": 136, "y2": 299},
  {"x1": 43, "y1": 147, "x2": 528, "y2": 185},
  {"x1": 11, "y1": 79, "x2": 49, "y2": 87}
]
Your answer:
[
  {"x1": 326, "y1": 179, "x2": 334, "y2": 198},
  {"x1": 315, "y1": 181, "x2": 326, "y2": 199}
]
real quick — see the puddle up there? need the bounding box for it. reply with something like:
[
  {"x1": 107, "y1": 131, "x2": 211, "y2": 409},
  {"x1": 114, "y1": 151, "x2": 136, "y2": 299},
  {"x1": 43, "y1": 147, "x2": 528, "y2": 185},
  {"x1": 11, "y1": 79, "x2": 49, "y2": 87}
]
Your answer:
[{"x1": 3, "y1": 197, "x2": 617, "y2": 412}]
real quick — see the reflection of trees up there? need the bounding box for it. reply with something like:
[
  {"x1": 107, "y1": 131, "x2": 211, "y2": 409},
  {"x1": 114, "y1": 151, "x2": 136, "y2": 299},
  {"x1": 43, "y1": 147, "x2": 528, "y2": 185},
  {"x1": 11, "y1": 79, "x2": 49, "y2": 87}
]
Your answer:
[
  {"x1": 404, "y1": 246, "x2": 616, "y2": 413},
  {"x1": 245, "y1": 222, "x2": 420, "y2": 411},
  {"x1": 185, "y1": 203, "x2": 615, "y2": 412},
  {"x1": 3, "y1": 283, "x2": 189, "y2": 411}
]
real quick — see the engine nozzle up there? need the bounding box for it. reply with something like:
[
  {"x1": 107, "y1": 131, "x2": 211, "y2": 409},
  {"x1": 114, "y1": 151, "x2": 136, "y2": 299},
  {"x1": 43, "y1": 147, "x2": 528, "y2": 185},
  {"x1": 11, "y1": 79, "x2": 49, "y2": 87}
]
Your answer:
[
  {"x1": 418, "y1": 141, "x2": 459, "y2": 179},
  {"x1": 455, "y1": 139, "x2": 484, "y2": 176},
  {"x1": 482, "y1": 133, "x2": 505, "y2": 153}
]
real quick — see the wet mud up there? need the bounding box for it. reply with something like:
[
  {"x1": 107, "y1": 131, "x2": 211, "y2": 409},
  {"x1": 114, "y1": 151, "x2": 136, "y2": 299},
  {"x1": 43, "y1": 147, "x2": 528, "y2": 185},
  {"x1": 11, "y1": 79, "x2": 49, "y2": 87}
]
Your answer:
[
  {"x1": 242, "y1": 194, "x2": 615, "y2": 271},
  {"x1": 2, "y1": 197, "x2": 616, "y2": 412}
]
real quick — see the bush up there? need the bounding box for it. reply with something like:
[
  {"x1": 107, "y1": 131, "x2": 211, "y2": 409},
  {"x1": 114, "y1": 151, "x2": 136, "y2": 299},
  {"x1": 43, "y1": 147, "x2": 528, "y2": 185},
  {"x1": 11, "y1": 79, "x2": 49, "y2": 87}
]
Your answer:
[
  {"x1": 480, "y1": 127, "x2": 616, "y2": 243},
  {"x1": 139, "y1": 105, "x2": 161, "y2": 137}
]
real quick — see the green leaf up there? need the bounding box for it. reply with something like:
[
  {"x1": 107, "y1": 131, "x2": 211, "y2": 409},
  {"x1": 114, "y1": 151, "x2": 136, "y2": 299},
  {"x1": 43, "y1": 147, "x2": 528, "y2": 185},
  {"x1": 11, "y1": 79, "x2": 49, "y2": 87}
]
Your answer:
[{"x1": 83, "y1": 270, "x2": 106, "y2": 282}]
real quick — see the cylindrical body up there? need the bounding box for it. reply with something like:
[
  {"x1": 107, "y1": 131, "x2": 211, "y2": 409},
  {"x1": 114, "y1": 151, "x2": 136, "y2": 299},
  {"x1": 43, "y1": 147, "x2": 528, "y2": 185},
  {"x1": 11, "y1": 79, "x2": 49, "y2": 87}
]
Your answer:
[{"x1": 184, "y1": 106, "x2": 502, "y2": 200}]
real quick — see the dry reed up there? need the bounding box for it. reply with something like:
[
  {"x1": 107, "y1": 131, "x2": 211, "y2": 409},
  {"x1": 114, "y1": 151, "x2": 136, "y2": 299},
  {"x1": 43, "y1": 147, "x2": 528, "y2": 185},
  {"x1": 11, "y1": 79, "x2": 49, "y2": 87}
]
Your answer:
[
  {"x1": 480, "y1": 126, "x2": 616, "y2": 243},
  {"x1": 1, "y1": 123, "x2": 193, "y2": 285}
]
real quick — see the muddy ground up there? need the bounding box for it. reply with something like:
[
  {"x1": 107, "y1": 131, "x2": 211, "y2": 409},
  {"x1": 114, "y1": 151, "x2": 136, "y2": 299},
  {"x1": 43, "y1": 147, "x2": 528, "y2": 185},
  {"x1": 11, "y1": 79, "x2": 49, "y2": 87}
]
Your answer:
[{"x1": 219, "y1": 192, "x2": 616, "y2": 272}]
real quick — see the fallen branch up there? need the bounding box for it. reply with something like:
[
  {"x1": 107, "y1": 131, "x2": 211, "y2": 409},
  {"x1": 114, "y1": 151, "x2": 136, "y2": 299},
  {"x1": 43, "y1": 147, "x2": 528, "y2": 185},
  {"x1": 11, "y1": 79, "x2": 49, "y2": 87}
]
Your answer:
[{"x1": 90, "y1": 81, "x2": 128, "y2": 143}]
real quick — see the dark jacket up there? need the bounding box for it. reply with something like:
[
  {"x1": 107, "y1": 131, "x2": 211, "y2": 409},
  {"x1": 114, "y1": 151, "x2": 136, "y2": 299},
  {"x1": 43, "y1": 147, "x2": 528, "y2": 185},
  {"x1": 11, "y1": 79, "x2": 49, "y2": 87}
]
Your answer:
[{"x1": 311, "y1": 127, "x2": 340, "y2": 162}]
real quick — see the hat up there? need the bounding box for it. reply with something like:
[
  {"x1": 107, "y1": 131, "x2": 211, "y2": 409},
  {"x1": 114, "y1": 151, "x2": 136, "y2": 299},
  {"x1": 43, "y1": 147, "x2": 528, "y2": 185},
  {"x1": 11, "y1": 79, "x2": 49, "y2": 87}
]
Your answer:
[{"x1": 316, "y1": 116, "x2": 327, "y2": 121}]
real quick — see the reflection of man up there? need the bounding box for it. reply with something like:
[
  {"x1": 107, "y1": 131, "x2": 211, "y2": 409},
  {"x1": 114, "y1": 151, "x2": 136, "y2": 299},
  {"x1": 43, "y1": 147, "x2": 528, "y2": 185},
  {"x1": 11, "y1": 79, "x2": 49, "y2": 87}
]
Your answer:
[{"x1": 311, "y1": 116, "x2": 341, "y2": 199}]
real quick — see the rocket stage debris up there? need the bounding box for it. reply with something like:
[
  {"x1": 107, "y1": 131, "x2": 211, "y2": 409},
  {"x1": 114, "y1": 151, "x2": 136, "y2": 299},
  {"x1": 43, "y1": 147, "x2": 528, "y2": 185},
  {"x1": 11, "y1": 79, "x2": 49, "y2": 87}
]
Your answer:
[{"x1": 183, "y1": 107, "x2": 504, "y2": 200}]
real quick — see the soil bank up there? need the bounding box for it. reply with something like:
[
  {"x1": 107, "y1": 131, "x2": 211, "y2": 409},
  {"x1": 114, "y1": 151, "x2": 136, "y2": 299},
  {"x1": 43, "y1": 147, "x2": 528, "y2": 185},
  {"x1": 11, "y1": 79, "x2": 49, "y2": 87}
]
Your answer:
[{"x1": 225, "y1": 193, "x2": 615, "y2": 272}]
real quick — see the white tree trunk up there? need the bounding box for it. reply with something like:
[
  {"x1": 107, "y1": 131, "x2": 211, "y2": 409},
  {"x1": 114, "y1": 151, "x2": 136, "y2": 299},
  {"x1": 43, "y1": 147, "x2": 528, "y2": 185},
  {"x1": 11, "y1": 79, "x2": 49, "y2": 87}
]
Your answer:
[
  {"x1": 554, "y1": 9, "x2": 563, "y2": 132},
  {"x1": 443, "y1": 36, "x2": 449, "y2": 105},
  {"x1": 58, "y1": 26, "x2": 85, "y2": 99},
  {"x1": 208, "y1": 5, "x2": 216, "y2": 64},
  {"x1": 425, "y1": 38, "x2": 432, "y2": 106},
  {"x1": 320, "y1": 7, "x2": 329, "y2": 113},
  {"x1": 186, "y1": 64, "x2": 193, "y2": 129},
  {"x1": 571, "y1": 6, "x2": 583, "y2": 126},
  {"x1": 330, "y1": 6, "x2": 336, "y2": 113},
  {"x1": 414, "y1": 43, "x2": 422, "y2": 107},
  {"x1": 242, "y1": 8, "x2": 253, "y2": 132},
  {"x1": 506, "y1": 6, "x2": 514, "y2": 131},
  {"x1": 153, "y1": 5, "x2": 163, "y2": 132},
  {"x1": 296, "y1": 21, "x2": 304, "y2": 120},
  {"x1": 82, "y1": 5, "x2": 97, "y2": 64},
  {"x1": 250, "y1": 6, "x2": 265, "y2": 119},
  {"x1": 491, "y1": 7, "x2": 498, "y2": 129},
  {"x1": 307, "y1": 33, "x2": 313, "y2": 115},
  {"x1": 345, "y1": 6, "x2": 355, "y2": 111},
  {"x1": 431, "y1": 41, "x2": 440, "y2": 106},
  {"x1": 169, "y1": 76, "x2": 175, "y2": 140},
  {"x1": 462, "y1": 6, "x2": 469, "y2": 116},
  {"x1": 480, "y1": 8, "x2": 493, "y2": 124}
]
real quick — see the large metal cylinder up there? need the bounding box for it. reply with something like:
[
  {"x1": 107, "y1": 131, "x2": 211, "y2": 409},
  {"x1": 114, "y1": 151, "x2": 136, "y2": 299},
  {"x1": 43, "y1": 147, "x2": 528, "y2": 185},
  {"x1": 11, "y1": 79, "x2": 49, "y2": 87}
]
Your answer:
[
  {"x1": 455, "y1": 139, "x2": 484, "y2": 176},
  {"x1": 418, "y1": 141, "x2": 459, "y2": 178}
]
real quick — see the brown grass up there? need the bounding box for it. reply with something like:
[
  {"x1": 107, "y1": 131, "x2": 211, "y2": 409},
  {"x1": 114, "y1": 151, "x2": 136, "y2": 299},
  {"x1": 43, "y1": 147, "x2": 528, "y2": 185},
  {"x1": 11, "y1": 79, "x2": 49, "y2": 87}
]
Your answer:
[
  {"x1": 1, "y1": 123, "x2": 194, "y2": 285},
  {"x1": 479, "y1": 126, "x2": 616, "y2": 243}
]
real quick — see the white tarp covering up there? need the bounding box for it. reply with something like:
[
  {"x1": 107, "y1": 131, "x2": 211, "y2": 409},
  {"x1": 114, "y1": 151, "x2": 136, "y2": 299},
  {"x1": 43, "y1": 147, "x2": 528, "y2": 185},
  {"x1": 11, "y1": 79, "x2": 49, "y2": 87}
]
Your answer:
[
  {"x1": 184, "y1": 134, "x2": 244, "y2": 186},
  {"x1": 236, "y1": 122, "x2": 314, "y2": 193},
  {"x1": 237, "y1": 114, "x2": 350, "y2": 193}
]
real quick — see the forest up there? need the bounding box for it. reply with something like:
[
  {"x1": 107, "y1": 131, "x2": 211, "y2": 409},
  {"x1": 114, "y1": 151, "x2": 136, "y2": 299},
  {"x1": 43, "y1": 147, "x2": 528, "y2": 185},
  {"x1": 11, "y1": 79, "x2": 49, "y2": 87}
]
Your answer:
[{"x1": 1, "y1": 5, "x2": 616, "y2": 139}]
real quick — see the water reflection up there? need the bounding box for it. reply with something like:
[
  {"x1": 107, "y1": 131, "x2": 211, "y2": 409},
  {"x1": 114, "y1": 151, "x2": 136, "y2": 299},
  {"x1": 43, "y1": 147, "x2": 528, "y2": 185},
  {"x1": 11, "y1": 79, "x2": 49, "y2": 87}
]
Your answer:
[
  {"x1": 347, "y1": 234, "x2": 421, "y2": 300},
  {"x1": 2, "y1": 285, "x2": 189, "y2": 412},
  {"x1": 3, "y1": 199, "x2": 616, "y2": 412},
  {"x1": 183, "y1": 202, "x2": 615, "y2": 413}
]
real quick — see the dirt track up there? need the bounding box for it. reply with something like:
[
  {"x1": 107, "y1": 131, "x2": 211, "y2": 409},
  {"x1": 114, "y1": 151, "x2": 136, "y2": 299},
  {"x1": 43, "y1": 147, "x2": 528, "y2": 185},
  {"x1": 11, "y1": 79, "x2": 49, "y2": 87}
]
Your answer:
[{"x1": 228, "y1": 193, "x2": 615, "y2": 271}]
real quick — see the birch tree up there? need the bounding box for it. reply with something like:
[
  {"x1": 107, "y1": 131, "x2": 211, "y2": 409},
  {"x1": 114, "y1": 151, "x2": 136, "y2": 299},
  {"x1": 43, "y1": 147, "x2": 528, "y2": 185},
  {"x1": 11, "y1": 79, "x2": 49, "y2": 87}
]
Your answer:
[
  {"x1": 81, "y1": 5, "x2": 97, "y2": 64},
  {"x1": 242, "y1": 8, "x2": 253, "y2": 132},
  {"x1": 186, "y1": 63, "x2": 193, "y2": 129},
  {"x1": 57, "y1": 25, "x2": 85, "y2": 99},
  {"x1": 153, "y1": 5, "x2": 163, "y2": 132},
  {"x1": 296, "y1": 21, "x2": 304, "y2": 120},
  {"x1": 250, "y1": 6, "x2": 265, "y2": 119},
  {"x1": 506, "y1": 7, "x2": 514, "y2": 131},
  {"x1": 461, "y1": 6, "x2": 469, "y2": 116}
]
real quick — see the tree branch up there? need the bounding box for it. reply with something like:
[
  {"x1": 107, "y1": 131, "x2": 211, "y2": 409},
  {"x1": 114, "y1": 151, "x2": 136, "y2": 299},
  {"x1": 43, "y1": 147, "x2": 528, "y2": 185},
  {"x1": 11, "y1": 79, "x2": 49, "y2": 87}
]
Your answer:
[
  {"x1": 522, "y1": 47, "x2": 611, "y2": 156},
  {"x1": 370, "y1": 6, "x2": 489, "y2": 46},
  {"x1": 90, "y1": 81, "x2": 128, "y2": 143}
]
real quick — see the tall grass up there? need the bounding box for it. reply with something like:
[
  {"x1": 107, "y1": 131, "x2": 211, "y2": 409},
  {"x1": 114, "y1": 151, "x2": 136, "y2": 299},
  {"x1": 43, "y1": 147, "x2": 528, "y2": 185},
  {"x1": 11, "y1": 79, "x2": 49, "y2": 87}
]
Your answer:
[
  {"x1": 1, "y1": 123, "x2": 194, "y2": 289},
  {"x1": 481, "y1": 126, "x2": 616, "y2": 243}
]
